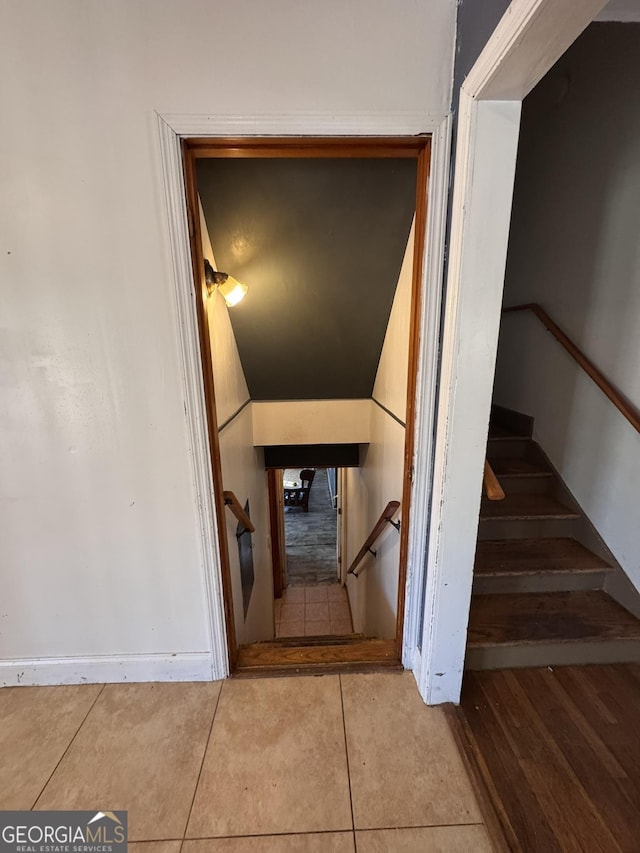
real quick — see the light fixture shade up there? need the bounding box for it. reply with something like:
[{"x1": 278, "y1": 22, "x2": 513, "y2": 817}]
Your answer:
[
  {"x1": 203, "y1": 259, "x2": 247, "y2": 306},
  {"x1": 218, "y1": 275, "x2": 248, "y2": 307}
]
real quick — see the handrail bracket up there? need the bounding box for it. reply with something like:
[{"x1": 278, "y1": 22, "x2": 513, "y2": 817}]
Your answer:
[{"x1": 347, "y1": 500, "x2": 401, "y2": 577}]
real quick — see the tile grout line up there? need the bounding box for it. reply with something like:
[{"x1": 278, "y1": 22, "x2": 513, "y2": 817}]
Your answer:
[
  {"x1": 172, "y1": 822, "x2": 488, "y2": 842},
  {"x1": 353, "y1": 821, "x2": 489, "y2": 832},
  {"x1": 179, "y1": 829, "x2": 359, "y2": 841},
  {"x1": 31, "y1": 683, "x2": 107, "y2": 810},
  {"x1": 179, "y1": 680, "x2": 225, "y2": 853},
  {"x1": 338, "y1": 675, "x2": 357, "y2": 852}
]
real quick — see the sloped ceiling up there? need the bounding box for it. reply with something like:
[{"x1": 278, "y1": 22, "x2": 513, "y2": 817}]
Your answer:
[{"x1": 196, "y1": 157, "x2": 416, "y2": 400}]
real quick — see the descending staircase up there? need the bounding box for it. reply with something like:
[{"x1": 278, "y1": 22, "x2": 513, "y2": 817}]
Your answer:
[{"x1": 466, "y1": 409, "x2": 640, "y2": 670}]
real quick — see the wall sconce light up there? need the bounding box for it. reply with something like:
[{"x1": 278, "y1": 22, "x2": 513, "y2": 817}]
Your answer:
[{"x1": 204, "y1": 259, "x2": 248, "y2": 307}]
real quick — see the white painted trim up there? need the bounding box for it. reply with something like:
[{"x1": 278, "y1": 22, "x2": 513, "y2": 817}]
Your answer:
[
  {"x1": 421, "y1": 0, "x2": 609, "y2": 704},
  {"x1": 421, "y1": 97, "x2": 522, "y2": 704},
  {"x1": 157, "y1": 111, "x2": 451, "y2": 680},
  {"x1": 159, "y1": 111, "x2": 448, "y2": 138},
  {"x1": 402, "y1": 114, "x2": 452, "y2": 672},
  {"x1": 157, "y1": 114, "x2": 228, "y2": 680},
  {"x1": 466, "y1": 0, "x2": 606, "y2": 100},
  {"x1": 0, "y1": 653, "x2": 213, "y2": 687}
]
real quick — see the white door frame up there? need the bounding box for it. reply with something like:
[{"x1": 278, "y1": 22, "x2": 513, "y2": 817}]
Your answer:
[
  {"x1": 156, "y1": 112, "x2": 451, "y2": 682},
  {"x1": 414, "y1": 0, "x2": 608, "y2": 704}
]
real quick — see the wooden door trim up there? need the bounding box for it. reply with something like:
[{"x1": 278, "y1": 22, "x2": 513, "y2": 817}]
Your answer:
[
  {"x1": 396, "y1": 139, "x2": 431, "y2": 651},
  {"x1": 180, "y1": 133, "x2": 432, "y2": 676},
  {"x1": 186, "y1": 136, "x2": 426, "y2": 158},
  {"x1": 267, "y1": 469, "x2": 286, "y2": 599},
  {"x1": 183, "y1": 145, "x2": 238, "y2": 670}
]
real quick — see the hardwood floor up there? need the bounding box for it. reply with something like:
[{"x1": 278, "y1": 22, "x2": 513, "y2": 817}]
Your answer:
[{"x1": 460, "y1": 665, "x2": 640, "y2": 852}]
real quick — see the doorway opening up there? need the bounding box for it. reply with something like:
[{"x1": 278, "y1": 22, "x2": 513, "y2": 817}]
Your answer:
[
  {"x1": 283, "y1": 467, "x2": 339, "y2": 587},
  {"x1": 270, "y1": 466, "x2": 353, "y2": 639},
  {"x1": 182, "y1": 137, "x2": 430, "y2": 674}
]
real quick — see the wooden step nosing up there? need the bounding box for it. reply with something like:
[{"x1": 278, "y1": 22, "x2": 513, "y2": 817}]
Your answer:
[
  {"x1": 479, "y1": 512, "x2": 581, "y2": 522},
  {"x1": 468, "y1": 633, "x2": 640, "y2": 649},
  {"x1": 475, "y1": 566, "x2": 611, "y2": 578}
]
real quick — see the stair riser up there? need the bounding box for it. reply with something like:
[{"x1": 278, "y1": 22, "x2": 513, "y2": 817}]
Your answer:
[
  {"x1": 486, "y1": 438, "x2": 531, "y2": 460},
  {"x1": 478, "y1": 518, "x2": 582, "y2": 540},
  {"x1": 466, "y1": 638, "x2": 640, "y2": 670},
  {"x1": 473, "y1": 570, "x2": 608, "y2": 596},
  {"x1": 500, "y1": 476, "x2": 554, "y2": 495}
]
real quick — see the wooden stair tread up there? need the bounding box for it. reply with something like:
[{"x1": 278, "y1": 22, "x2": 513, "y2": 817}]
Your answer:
[
  {"x1": 468, "y1": 591, "x2": 640, "y2": 647},
  {"x1": 480, "y1": 493, "x2": 579, "y2": 521},
  {"x1": 475, "y1": 538, "x2": 611, "y2": 576},
  {"x1": 489, "y1": 457, "x2": 551, "y2": 478}
]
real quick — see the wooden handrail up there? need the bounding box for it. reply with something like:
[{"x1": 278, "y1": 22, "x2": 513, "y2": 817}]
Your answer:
[
  {"x1": 348, "y1": 501, "x2": 401, "y2": 577},
  {"x1": 504, "y1": 303, "x2": 640, "y2": 434},
  {"x1": 483, "y1": 460, "x2": 505, "y2": 501},
  {"x1": 223, "y1": 490, "x2": 255, "y2": 534}
]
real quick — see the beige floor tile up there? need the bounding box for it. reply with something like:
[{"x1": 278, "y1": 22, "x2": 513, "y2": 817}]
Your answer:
[
  {"x1": 128, "y1": 843, "x2": 182, "y2": 853},
  {"x1": 355, "y1": 825, "x2": 493, "y2": 853},
  {"x1": 329, "y1": 601, "x2": 351, "y2": 621},
  {"x1": 306, "y1": 602, "x2": 330, "y2": 621},
  {"x1": 305, "y1": 620, "x2": 332, "y2": 636},
  {"x1": 282, "y1": 587, "x2": 305, "y2": 604},
  {"x1": 305, "y1": 587, "x2": 329, "y2": 603},
  {"x1": 36, "y1": 681, "x2": 221, "y2": 841},
  {"x1": 277, "y1": 621, "x2": 305, "y2": 638},
  {"x1": 0, "y1": 684, "x2": 102, "y2": 809},
  {"x1": 183, "y1": 833, "x2": 354, "y2": 852},
  {"x1": 280, "y1": 603, "x2": 305, "y2": 623},
  {"x1": 187, "y1": 676, "x2": 352, "y2": 838},
  {"x1": 330, "y1": 619, "x2": 353, "y2": 635},
  {"x1": 327, "y1": 585, "x2": 347, "y2": 602},
  {"x1": 341, "y1": 673, "x2": 482, "y2": 829}
]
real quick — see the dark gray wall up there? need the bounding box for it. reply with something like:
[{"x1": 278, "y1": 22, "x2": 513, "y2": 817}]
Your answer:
[
  {"x1": 443, "y1": 0, "x2": 511, "y2": 281},
  {"x1": 500, "y1": 22, "x2": 640, "y2": 361},
  {"x1": 197, "y1": 158, "x2": 416, "y2": 400},
  {"x1": 453, "y1": 0, "x2": 511, "y2": 107}
]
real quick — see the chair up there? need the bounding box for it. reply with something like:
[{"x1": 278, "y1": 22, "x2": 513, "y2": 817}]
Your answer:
[{"x1": 284, "y1": 468, "x2": 316, "y2": 512}]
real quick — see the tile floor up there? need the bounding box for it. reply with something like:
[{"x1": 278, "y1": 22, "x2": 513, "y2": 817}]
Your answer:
[
  {"x1": 0, "y1": 673, "x2": 494, "y2": 852},
  {"x1": 275, "y1": 584, "x2": 354, "y2": 638}
]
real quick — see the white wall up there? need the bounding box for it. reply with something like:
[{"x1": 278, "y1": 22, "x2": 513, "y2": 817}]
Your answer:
[
  {"x1": 0, "y1": 0, "x2": 456, "y2": 684},
  {"x1": 252, "y1": 400, "x2": 371, "y2": 446},
  {"x1": 494, "y1": 23, "x2": 640, "y2": 591},
  {"x1": 345, "y1": 222, "x2": 414, "y2": 637}
]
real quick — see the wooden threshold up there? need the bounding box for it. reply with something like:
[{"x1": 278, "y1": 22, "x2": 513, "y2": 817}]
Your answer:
[{"x1": 235, "y1": 637, "x2": 399, "y2": 676}]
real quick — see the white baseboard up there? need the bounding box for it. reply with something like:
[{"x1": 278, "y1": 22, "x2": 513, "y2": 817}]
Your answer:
[{"x1": 0, "y1": 652, "x2": 214, "y2": 687}]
